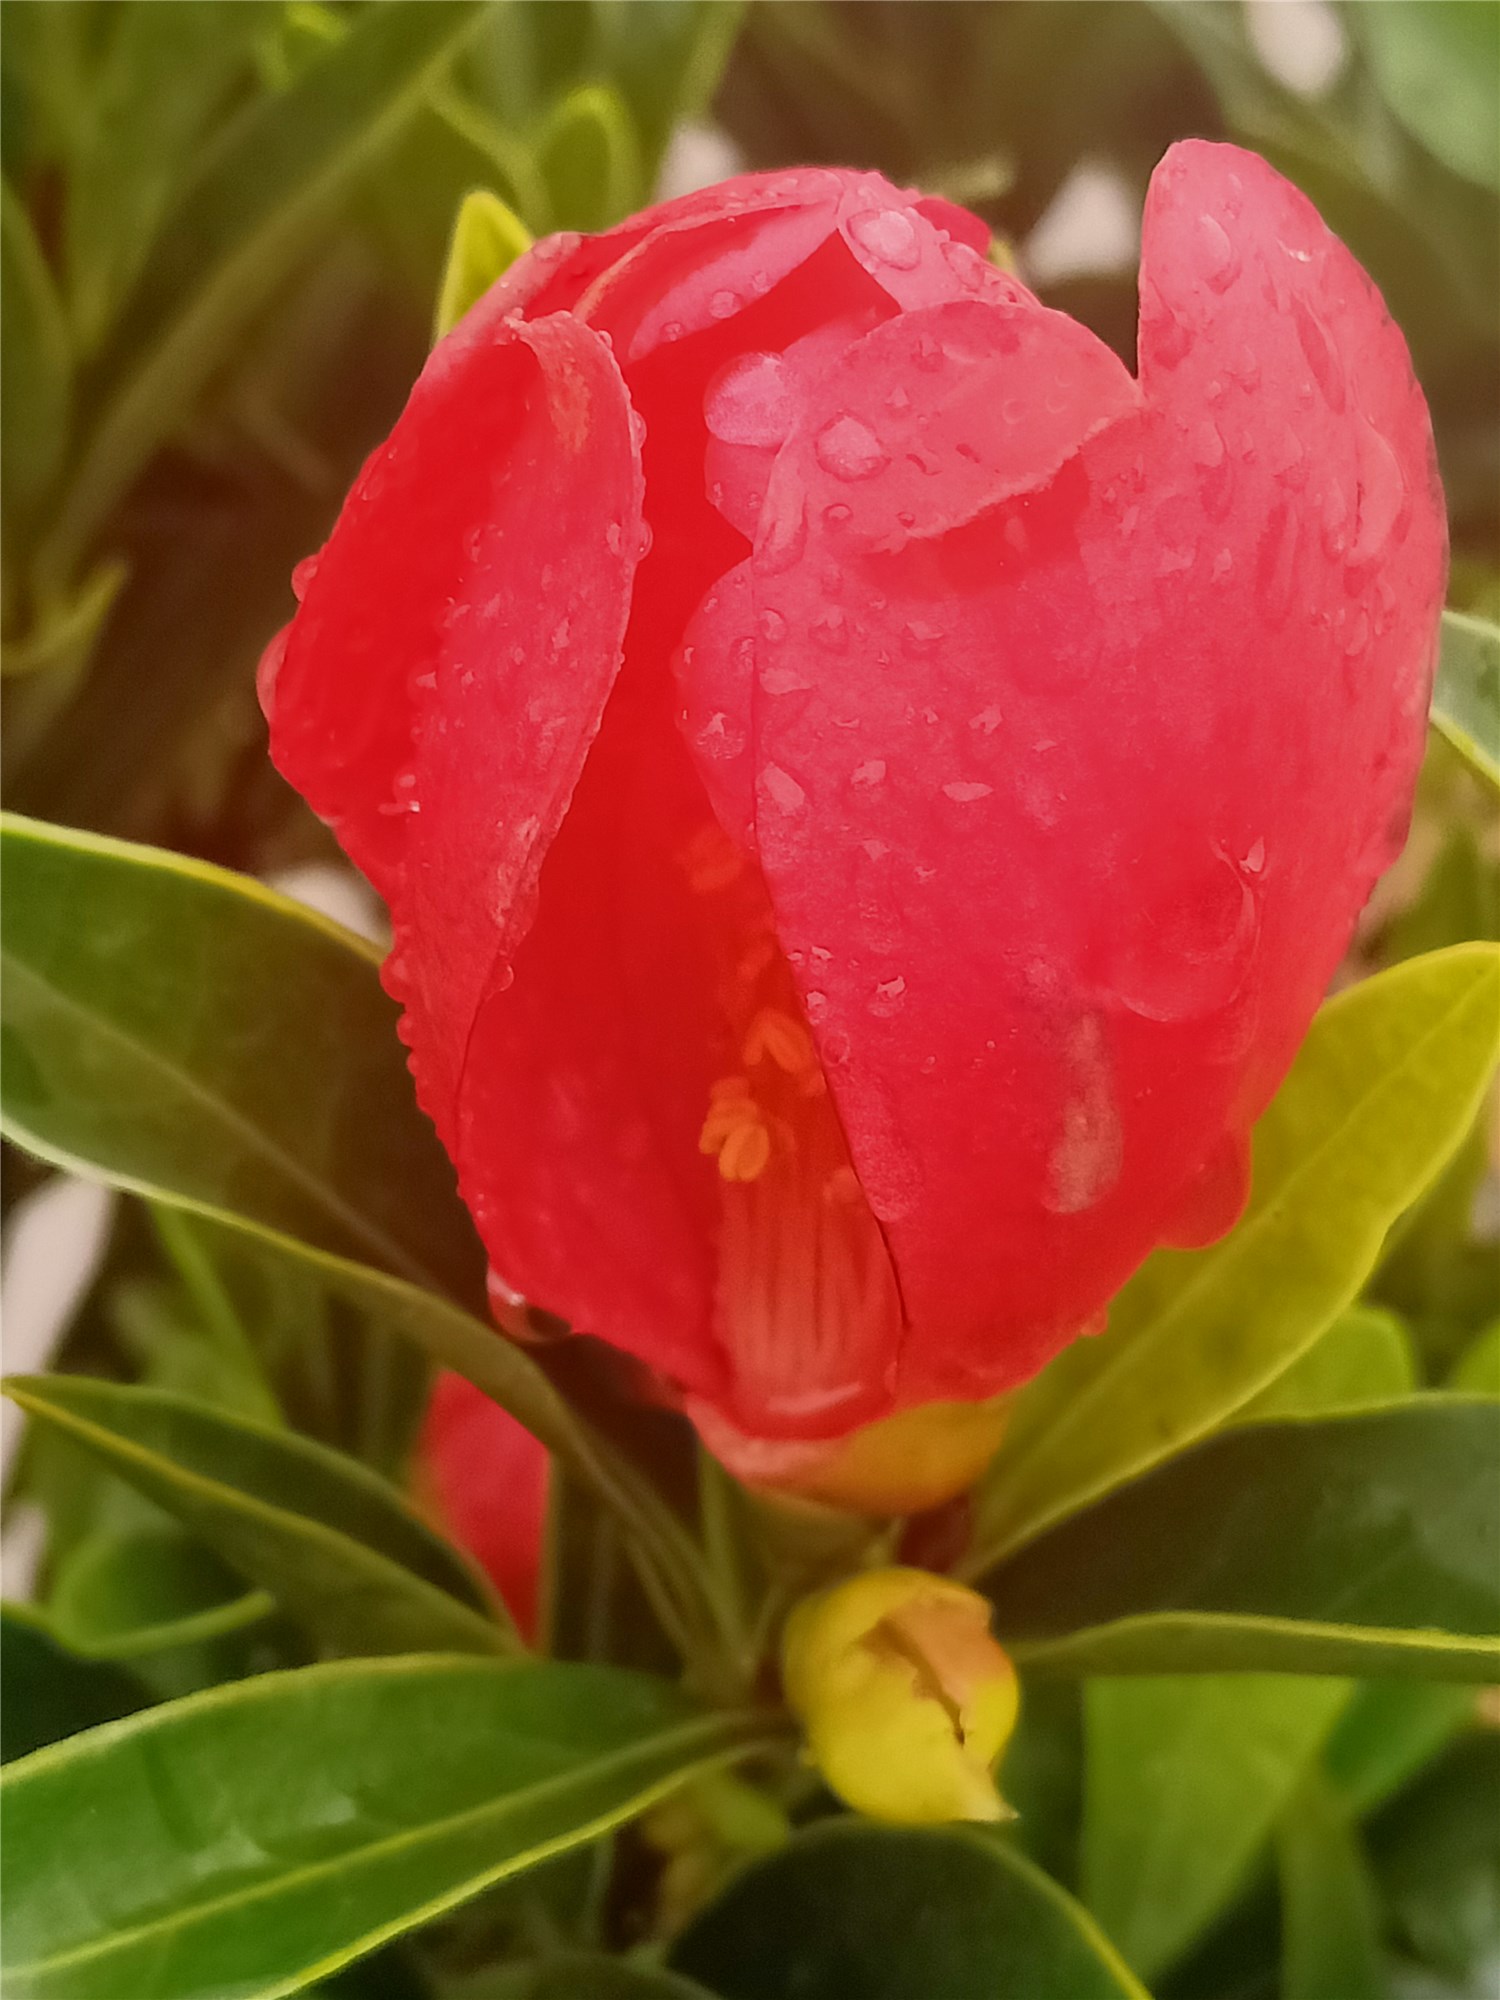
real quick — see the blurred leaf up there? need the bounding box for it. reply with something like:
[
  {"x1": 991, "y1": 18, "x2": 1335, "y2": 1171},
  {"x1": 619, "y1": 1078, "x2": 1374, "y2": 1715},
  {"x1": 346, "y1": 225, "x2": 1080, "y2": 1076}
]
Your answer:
[
  {"x1": 47, "y1": 1524, "x2": 275, "y2": 1661},
  {"x1": 483, "y1": 1960, "x2": 720, "y2": 1999},
  {"x1": 1451, "y1": 1319, "x2": 1500, "y2": 1395},
  {"x1": 997, "y1": 1680, "x2": 1084, "y2": 1890},
  {"x1": 0, "y1": 812, "x2": 483, "y2": 1301},
  {"x1": 1, "y1": 177, "x2": 71, "y2": 538},
  {"x1": 5, "y1": 1374, "x2": 512, "y2": 1657},
  {"x1": 972, "y1": 945, "x2": 1500, "y2": 1570},
  {"x1": 1276, "y1": 1767, "x2": 1388, "y2": 2000},
  {"x1": 1348, "y1": 1, "x2": 1500, "y2": 192},
  {"x1": 982, "y1": 1400, "x2": 1500, "y2": 1679},
  {"x1": 1325, "y1": 1679, "x2": 1477, "y2": 1817},
  {"x1": 537, "y1": 83, "x2": 644, "y2": 232},
  {"x1": 1, "y1": 1656, "x2": 773, "y2": 2000},
  {"x1": 1, "y1": 558, "x2": 128, "y2": 681},
  {"x1": 1367, "y1": 1734, "x2": 1500, "y2": 1981},
  {"x1": 1237, "y1": 1303, "x2": 1414, "y2": 1421},
  {"x1": 62, "y1": 0, "x2": 275, "y2": 354},
  {"x1": 1082, "y1": 1675, "x2": 1350, "y2": 1981},
  {"x1": 1433, "y1": 610, "x2": 1500, "y2": 790},
  {"x1": 0, "y1": 1604, "x2": 146, "y2": 1765},
  {"x1": 40, "y1": 0, "x2": 486, "y2": 587},
  {"x1": 671, "y1": 1820, "x2": 1150, "y2": 1999},
  {"x1": 434, "y1": 188, "x2": 533, "y2": 341}
]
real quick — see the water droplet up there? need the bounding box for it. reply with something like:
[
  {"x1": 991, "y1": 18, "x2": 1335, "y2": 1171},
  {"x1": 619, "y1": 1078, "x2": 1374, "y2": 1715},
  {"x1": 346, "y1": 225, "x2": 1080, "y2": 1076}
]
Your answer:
[
  {"x1": 902, "y1": 619, "x2": 944, "y2": 654},
  {"x1": 1197, "y1": 211, "x2": 1239, "y2": 291},
  {"x1": 636, "y1": 522, "x2": 654, "y2": 560},
  {"x1": 1211, "y1": 548, "x2": 1234, "y2": 582},
  {"x1": 695, "y1": 711, "x2": 747, "y2": 760},
  {"x1": 943, "y1": 780, "x2": 993, "y2": 803},
  {"x1": 762, "y1": 763, "x2": 806, "y2": 814},
  {"x1": 1043, "y1": 1015, "x2": 1123, "y2": 1215},
  {"x1": 941, "y1": 238, "x2": 985, "y2": 291},
  {"x1": 1109, "y1": 853, "x2": 1260, "y2": 1022},
  {"x1": 1141, "y1": 277, "x2": 1190, "y2": 369},
  {"x1": 1349, "y1": 419, "x2": 1405, "y2": 566},
  {"x1": 970, "y1": 705, "x2": 1003, "y2": 735},
  {"x1": 705, "y1": 351, "x2": 796, "y2": 447},
  {"x1": 757, "y1": 478, "x2": 807, "y2": 575},
  {"x1": 1342, "y1": 606, "x2": 1371, "y2": 659},
  {"x1": 912, "y1": 333, "x2": 943, "y2": 371},
  {"x1": 1291, "y1": 294, "x2": 1345, "y2": 412},
  {"x1": 861, "y1": 838, "x2": 889, "y2": 861},
  {"x1": 823, "y1": 502, "x2": 853, "y2": 530},
  {"x1": 848, "y1": 205, "x2": 922, "y2": 270},
  {"x1": 760, "y1": 664, "x2": 812, "y2": 695},
  {"x1": 290, "y1": 554, "x2": 320, "y2": 601},
  {"x1": 1002, "y1": 397, "x2": 1026, "y2": 425},
  {"x1": 869, "y1": 975, "x2": 907, "y2": 1017},
  {"x1": 1255, "y1": 499, "x2": 1299, "y2": 627},
  {"x1": 605, "y1": 522, "x2": 624, "y2": 557},
  {"x1": 1241, "y1": 836, "x2": 1266, "y2": 875},
  {"x1": 707, "y1": 289, "x2": 740, "y2": 320},
  {"x1": 814, "y1": 415, "x2": 889, "y2": 482},
  {"x1": 1156, "y1": 546, "x2": 1195, "y2": 579},
  {"x1": 886, "y1": 385, "x2": 912, "y2": 413},
  {"x1": 851, "y1": 759, "x2": 886, "y2": 788},
  {"x1": 1269, "y1": 427, "x2": 1307, "y2": 490},
  {"x1": 759, "y1": 608, "x2": 788, "y2": 644},
  {"x1": 812, "y1": 607, "x2": 849, "y2": 652},
  {"x1": 805, "y1": 990, "x2": 830, "y2": 1024}
]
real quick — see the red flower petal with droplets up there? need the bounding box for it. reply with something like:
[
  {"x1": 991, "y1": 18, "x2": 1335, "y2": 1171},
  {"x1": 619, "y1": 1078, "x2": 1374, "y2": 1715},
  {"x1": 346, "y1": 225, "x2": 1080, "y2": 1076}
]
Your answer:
[{"x1": 265, "y1": 142, "x2": 1444, "y2": 1504}]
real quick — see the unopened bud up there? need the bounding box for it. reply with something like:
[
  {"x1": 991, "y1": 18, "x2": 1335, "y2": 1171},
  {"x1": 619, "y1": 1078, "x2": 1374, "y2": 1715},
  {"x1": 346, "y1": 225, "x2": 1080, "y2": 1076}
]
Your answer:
[{"x1": 781, "y1": 1567, "x2": 1019, "y2": 1824}]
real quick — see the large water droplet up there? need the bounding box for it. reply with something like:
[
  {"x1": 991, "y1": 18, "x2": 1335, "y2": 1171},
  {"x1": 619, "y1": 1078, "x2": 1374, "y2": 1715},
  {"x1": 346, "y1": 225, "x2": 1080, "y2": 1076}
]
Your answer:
[
  {"x1": 290, "y1": 554, "x2": 320, "y2": 602},
  {"x1": 695, "y1": 711, "x2": 748, "y2": 761},
  {"x1": 812, "y1": 607, "x2": 849, "y2": 653},
  {"x1": 707, "y1": 289, "x2": 741, "y2": 320},
  {"x1": 1349, "y1": 419, "x2": 1405, "y2": 566},
  {"x1": 759, "y1": 608, "x2": 788, "y2": 644},
  {"x1": 705, "y1": 351, "x2": 797, "y2": 447},
  {"x1": 1043, "y1": 1015, "x2": 1123, "y2": 1216},
  {"x1": 1291, "y1": 294, "x2": 1345, "y2": 413},
  {"x1": 1141, "y1": 277, "x2": 1191, "y2": 369},
  {"x1": 847, "y1": 205, "x2": 922, "y2": 271},
  {"x1": 1197, "y1": 211, "x2": 1239, "y2": 292},
  {"x1": 814, "y1": 415, "x2": 889, "y2": 482},
  {"x1": 851, "y1": 759, "x2": 886, "y2": 788},
  {"x1": 1109, "y1": 853, "x2": 1260, "y2": 1023},
  {"x1": 1255, "y1": 499, "x2": 1299, "y2": 627},
  {"x1": 761, "y1": 763, "x2": 807, "y2": 814},
  {"x1": 760, "y1": 663, "x2": 812, "y2": 696},
  {"x1": 943, "y1": 780, "x2": 993, "y2": 803},
  {"x1": 868, "y1": 975, "x2": 908, "y2": 1018}
]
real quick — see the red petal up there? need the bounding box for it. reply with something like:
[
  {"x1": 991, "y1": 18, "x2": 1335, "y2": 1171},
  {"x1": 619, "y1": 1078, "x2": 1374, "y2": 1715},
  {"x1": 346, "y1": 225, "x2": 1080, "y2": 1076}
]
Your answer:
[
  {"x1": 420, "y1": 1372, "x2": 547, "y2": 1639},
  {"x1": 741, "y1": 140, "x2": 1445, "y2": 1407}
]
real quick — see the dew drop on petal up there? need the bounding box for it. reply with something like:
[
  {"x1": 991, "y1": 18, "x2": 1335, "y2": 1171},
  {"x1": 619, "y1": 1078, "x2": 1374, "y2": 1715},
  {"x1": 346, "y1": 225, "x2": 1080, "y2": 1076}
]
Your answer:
[
  {"x1": 851, "y1": 759, "x2": 887, "y2": 788},
  {"x1": 1291, "y1": 294, "x2": 1345, "y2": 413},
  {"x1": 1043, "y1": 1015, "x2": 1123, "y2": 1216},
  {"x1": 707, "y1": 289, "x2": 741, "y2": 320},
  {"x1": 868, "y1": 975, "x2": 908, "y2": 1018},
  {"x1": 1349, "y1": 419, "x2": 1405, "y2": 566},
  {"x1": 705, "y1": 352, "x2": 797, "y2": 447},
  {"x1": 290, "y1": 554, "x2": 320, "y2": 602},
  {"x1": 815, "y1": 415, "x2": 889, "y2": 482},
  {"x1": 759, "y1": 608, "x2": 789, "y2": 644},
  {"x1": 762, "y1": 763, "x2": 807, "y2": 815},
  {"x1": 847, "y1": 205, "x2": 922, "y2": 271},
  {"x1": 943, "y1": 780, "x2": 993, "y2": 803},
  {"x1": 1197, "y1": 211, "x2": 1239, "y2": 292},
  {"x1": 812, "y1": 607, "x2": 849, "y2": 652}
]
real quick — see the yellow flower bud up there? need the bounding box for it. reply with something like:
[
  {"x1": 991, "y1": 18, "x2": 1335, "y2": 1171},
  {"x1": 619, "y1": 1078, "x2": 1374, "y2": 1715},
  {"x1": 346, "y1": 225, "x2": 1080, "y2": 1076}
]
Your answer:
[{"x1": 781, "y1": 1567, "x2": 1019, "y2": 1825}]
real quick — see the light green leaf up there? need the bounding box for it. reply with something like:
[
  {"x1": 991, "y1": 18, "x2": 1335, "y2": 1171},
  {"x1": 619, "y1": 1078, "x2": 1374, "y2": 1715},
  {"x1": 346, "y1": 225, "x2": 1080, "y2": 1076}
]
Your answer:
[
  {"x1": 1083, "y1": 1675, "x2": 1350, "y2": 1981},
  {"x1": 47, "y1": 1525, "x2": 275, "y2": 1661},
  {"x1": 39, "y1": 0, "x2": 486, "y2": 588},
  {"x1": 537, "y1": 83, "x2": 645, "y2": 232},
  {"x1": 434, "y1": 187, "x2": 533, "y2": 340},
  {"x1": 5, "y1": 1375, "x2": 512, "y2": 1657},
  {"x1": 1, "y1": 178, "x2": 71, "y2": 531},
  {"x1": 1348, "y1": 1, "x2": 1500, "y2": 191},
  {"x1": 983, "y1": 1400, "x2": 1500, "y2": 1682},
  {"x1": 1277, "y1": 1768, "x2": 1388, "y2": 2000},
  {"x1": 1433, "y1": 609, "x2": 1500, "y2": 789},
  {"x1": 0, "y1": 811, "x2": 483, "y2": 1300},
  {"x1": 1236, "y1": 1303, "x2": 1414, "y2": 1422},
  {"x1": 1451, "y1": 1317, "x2": 1500, "y2": 1395},
  {"x1": 1, "y1": 1656, "x2": 774, "y2": 2000},
  {"x1": 971, "y1": 944, "x2": 1500, "y2": 1571},
  {"x1": 671, "y1": 1820, "x2": 1149, "y2": 1999}
]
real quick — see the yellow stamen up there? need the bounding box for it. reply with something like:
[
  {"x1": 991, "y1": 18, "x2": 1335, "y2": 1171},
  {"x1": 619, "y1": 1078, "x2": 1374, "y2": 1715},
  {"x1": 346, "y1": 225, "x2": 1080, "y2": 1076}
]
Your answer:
[
  {"x1": 743, "y1": 1006, "x2": 816, "y2": 1076},
  {"x1": 719, "y1": 1120, "x2": 773, "y2": 1183},
  {"x1": 681, "y1": 824, "x2": 745, "y2": 895}
]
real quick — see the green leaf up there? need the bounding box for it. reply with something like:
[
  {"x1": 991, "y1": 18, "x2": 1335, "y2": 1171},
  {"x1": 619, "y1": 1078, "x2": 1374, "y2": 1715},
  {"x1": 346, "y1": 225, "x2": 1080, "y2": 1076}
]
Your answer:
[
  {"x1": 5, "y1": 1374, "x2": 512, "y2": 1657},
  {"x1": 1, "y1": 177, "x2": 71, "y2": 533},
  {"x1": 39, "y1": 0, "x2": 486, "y2": 587},
  {"x1": 1433, "y1": 610, "x2": 1500, "y2": 789},
  {"x1": 1349, "y1": 1, "x2": 1500, "y2": 191},
  {"x1": 671, "y1": 1820, "x2": 1149, "y2": 1999},
  {"x1": 1277, "y1": 1768, "x2": 1388, "y2": 2000},
  {"x1": 1082, "y1": 1676, "x2": 1350, "y2": 1981},
  {"x1": 2, "y1": 1656, "x2": 774, "y2": 2000},
  {"x1": 0, "y1": 1605, "x2": 145, "y2": 1764},
  {"x1": 1324, "y1": 1679, "x2": 1478, "y2": 1817},
  {"x1": 983, "y1": 1400, "x2": 1500, "y2": 1680},
  {"x1": 434, "y1": 187, "x2": 533, "y2": 340},
  {"x1": 536, "y1": 83, "x2": 644, "y2": 232},
  {"x1": 970, "y1": 944, "x2": 1500, "y2": 1571},
  {"x1": 47, "y1": 1524, "x2": 275, "y2": 1661},
  {"x1": 1451, "y1": 1317, "x2": 1500, "y2": 1395},
  {"x1": 1236, "y1": 1303, "x2": 1414, "y2": 1422},
  {"x1": 1366, "y1": 1733, "x2": 1500, "y2": 1981},
  {"x1": 485, "y1": 1960, "x2": 720, "y2": 1999},
  {"x1": 0, "y1": 812, "x2": 483, "y2": 1301}
]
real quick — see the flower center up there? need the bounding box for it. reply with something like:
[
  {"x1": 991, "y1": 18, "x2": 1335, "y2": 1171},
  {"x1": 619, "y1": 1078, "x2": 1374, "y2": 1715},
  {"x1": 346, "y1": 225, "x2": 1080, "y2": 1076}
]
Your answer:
[{"x1": 682, "y1": 823, "x2": 902, "y2": 1430}]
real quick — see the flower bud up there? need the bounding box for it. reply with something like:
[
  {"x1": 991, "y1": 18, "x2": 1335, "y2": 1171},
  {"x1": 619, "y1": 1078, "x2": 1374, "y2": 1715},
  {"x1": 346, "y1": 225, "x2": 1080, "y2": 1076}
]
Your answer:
[{"x1": 782, "y1": 1567, "x2": 1019, "y2": 1825}]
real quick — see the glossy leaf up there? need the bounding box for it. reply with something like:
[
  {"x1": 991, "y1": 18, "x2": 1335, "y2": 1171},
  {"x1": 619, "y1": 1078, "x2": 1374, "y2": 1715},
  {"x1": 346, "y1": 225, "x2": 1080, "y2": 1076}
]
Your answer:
[
  {"x1": 971, "y1": 944, "x2": 1500, "y2": 1570},
  {"x1": 40, "y1": 0, "x2": 486, "y2": 584},
  {"x1": 1433, "y1": 609, "x2": 1500, "y2": 789},
  {"x1": 5, "y1": 1374, "x2": 511, "y2": 1657},
  {"x1": 47, "y1": 1525, "x2": 275, "y2": 1661},
  {"x1": 1083, "y1": 1676, "x2": 1350, "y2": 1981},
  {"x1": 434, "y1": 187, "x2": 533, "y2": 340},
  {"x1": 2, "y1": 1656, "x2": 773, "y2": 2000},
  {"x1": 671, "y1": 1820, "x2": 1149, "y2": 1999},
  {"x1": 984, "y1": 1400, "x2": 1500, "y2": 1680},
  {"x1": 1277, "y1": 1771, "x2": 1389, "y2": 2000},
  {"x1": 0, "y1": 1605, "x2": 145, "y2": 1764},
  {"x1": 0, "y1": 811, "x2": 482, "y2": 1299}
]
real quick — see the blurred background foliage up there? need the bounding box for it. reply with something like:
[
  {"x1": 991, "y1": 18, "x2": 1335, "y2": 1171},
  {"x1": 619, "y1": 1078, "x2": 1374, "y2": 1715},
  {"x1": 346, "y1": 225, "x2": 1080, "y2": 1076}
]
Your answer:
[{"x1": 1, "y1": 5, "x2": 1497, "y2": 1997}]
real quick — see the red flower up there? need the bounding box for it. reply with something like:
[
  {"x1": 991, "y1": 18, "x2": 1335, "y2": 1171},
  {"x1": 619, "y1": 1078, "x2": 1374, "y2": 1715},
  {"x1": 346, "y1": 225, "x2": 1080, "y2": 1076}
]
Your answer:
[
  {"x1": 419, "y1": 1372, "x2": 548, "y2": 1639},
  {"x1": 263, "y1": 144, "x2": 1444, "y2": 1506}
]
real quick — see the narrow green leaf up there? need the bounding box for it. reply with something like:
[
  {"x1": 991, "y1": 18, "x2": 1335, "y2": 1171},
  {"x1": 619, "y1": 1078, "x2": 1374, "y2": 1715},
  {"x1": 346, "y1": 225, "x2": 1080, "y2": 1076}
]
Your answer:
[
  {"x1": 434, "y1": 187, "x2": 533, "y2": 340},
  {"x1": 40, "y1": 0, "x2": 486, "y2": 586},
  {"x1": 971, "y1": 945, "x2": 1500, "y2": 1571},
  {"x1": 6, "y1": 1375, "x2": 512, "y2": 1657},
  {"x1": 671, "y1": 1821, "x2": 1149, "y2": 1999},
  {"x1": 1433, "y1": 609, "x2": 1500, "y2": 789},
  {"x1": 47, "y1": 1525, "x2": 275, "y2": 1661},
  {"x1": 1, "y1": 177, "x2": 71, "y2": 530},
  {"x1": 1277, "y1": 1769, "x2": 1388, "y2": 2000},
  {"x1": 0, "y1": 1605, "x2": 145, "y2": 1765},
  {"x1": 1083, "y1": 1676, "x2": 1350, "y2": 1981},
  {"x1": 0, "y1": 811, "x2": 482, "y2": 1301},
  {"x1": 983, "y1": 1400, "x2": 1500, "y2": 1681},
  {"x1": 1, "y1": 1656, "x2": 775, "y2": 2000}
]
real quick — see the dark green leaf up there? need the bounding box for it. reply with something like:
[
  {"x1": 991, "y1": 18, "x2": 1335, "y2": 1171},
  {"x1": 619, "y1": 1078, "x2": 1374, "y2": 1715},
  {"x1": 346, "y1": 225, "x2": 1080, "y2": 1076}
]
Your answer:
[
  {"x1": 1084, "y1": 1677, "x2": 1349, "y2": 1981},
  {"x1": 671, "y1": 1820, "x2": 1148, "y2": 1998},
  {"x1": 972, "y1": 945, "x2": 1500, "y2": 1570},
  {"x1": 1433, "y1": 610, "x2": 1500, "y2": 790},
  {"x1": 47, "y1": 1524, "x2": 275, "y2": 1660},
  {"x1": 483, "y1": 1959, "x2": 720, "y2": 1999},
  {"x1": 1367, "y1": 1734, "x2": 1500, "y2": 1980},
  {"x1": 0, "y1": 812, "x2": 482, "y2": 1301},
  {"x1": 1325, "y1": 1679, "x2": 1478, "y2": 1817},
  {"x1": 983, "y1": 1400, "x2": 1500, "y2": 1679},
  {"x1": 6, "y1": 1374, "x2": 511, "y2": 1656},
  {"x1": 0, "y1": 1605, "x2": 145, "y2": 1764},
  {"x1": 2, "y1": 1656, "x2": 775, "y2": 2000},
  {"x1": 1277, "y1": 1770, "x2": 1388, "y2": 2000}
]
